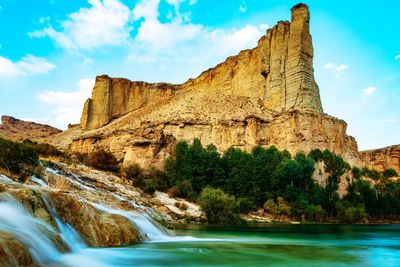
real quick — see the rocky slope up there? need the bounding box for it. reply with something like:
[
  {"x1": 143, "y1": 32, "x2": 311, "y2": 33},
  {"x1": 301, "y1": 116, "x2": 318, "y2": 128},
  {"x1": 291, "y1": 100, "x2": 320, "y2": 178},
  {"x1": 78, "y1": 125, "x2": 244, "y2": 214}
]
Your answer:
[
  {"x1": 0, "y1": 115, "x2": 61, "y2": 142},
  {"x1": 0, "y1": 161, "x2": 203, "y2": 266},
  {"x1": 46, "y1": 4, "x2": 365, "y2": 169},
  {"x1": 360, "y1": 145, "x2": 400, "y2": 174}
]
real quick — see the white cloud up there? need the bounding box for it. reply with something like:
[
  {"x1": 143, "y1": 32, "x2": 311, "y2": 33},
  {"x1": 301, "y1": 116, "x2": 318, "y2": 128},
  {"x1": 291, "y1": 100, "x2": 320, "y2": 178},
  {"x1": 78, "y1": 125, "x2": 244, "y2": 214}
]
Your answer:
[
  {"x1": 362, "y1": 86, "x2": 377, "y2": 96},
  {"x1": 37, "y1": 78, "x2": 95, "y2": 128},
  {"x1": 395, "y1": 55, "x2": 400, "y2": 60},
  {"x1": 29, "y1": 0, "x2": 132, "y2": 50},
  {"x1": 130, "y1": 0, "x2": 263, "y2": 70},
  {"x1": 258, "y1": 24, "x2": 269, "y2": 31},
  {"x1": 324, "y1": 63, "x2": 349, "y2": 72},
  {"x1": 383, "y1": 118, "x2": 399, "y2": 123},
  {"x1": 188, "y1": 0, "x2": 197, "y2": 5},
  {"x1": 0, "y1": 54, "x2": 56, "y2": 77},
  {"x1": 239, "y1": 1, "x2": 247, "y2": 13}
]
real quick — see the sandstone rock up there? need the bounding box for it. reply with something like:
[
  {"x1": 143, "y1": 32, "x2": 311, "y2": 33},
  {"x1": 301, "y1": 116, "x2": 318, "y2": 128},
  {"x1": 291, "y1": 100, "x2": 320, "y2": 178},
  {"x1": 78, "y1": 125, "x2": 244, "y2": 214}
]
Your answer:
[
  {"x1": 80, "y1": 3, "x2": 322, "y2": 130},
  {"x1": 0, "y1": 115, "x2": 61, "y2": 143},
  {"x1": 48, "y1": 4, "x2": 366, "y2": 170},
  {"x1": 49, "y1": 191, "x2": 142, "y2": 247},
  {"x1": 0, "y1": 235, "x2": 37, "y2": 267},
  {"x1": 360, "y1": 145, "x2": 400, "y2": 174}
]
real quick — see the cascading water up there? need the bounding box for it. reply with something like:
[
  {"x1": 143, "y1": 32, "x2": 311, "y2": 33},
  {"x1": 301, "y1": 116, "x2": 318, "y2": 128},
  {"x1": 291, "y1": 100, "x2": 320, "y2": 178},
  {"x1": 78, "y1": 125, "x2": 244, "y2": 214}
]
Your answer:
[
  {"x1": 41, "y1": 194, "x2": 87, "y2": 252},
  {"x1": 87, "y1": 201, "x2": 173, "y2": 241},
  {"x1": 0, "y1": 194, "x2": 61, "y2": 265},
  {"x1": 0, "y1": 168, "x2": 208, "y2": 266}
]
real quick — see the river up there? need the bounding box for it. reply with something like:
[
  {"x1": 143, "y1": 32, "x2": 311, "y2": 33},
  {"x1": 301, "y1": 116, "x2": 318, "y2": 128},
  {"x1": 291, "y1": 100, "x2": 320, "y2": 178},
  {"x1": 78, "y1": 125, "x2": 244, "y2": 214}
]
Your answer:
[{"x1": 51, "y1": 224, "x2": 400, "y2": 267}]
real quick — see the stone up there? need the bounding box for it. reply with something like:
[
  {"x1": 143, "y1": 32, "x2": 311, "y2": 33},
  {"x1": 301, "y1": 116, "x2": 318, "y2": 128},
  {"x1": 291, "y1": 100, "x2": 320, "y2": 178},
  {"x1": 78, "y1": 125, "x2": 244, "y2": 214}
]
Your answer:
[
  {"x1": 360, "y1": 145, "x2": 400, "y2": 174},
  {"x1": 0, "y1": 115, "x2": 61, "y2": 143},
  {"x1": 80, "y1": 3, "x2": 322, "y2": 130},
  {"x1": 47, "y1": 4, "x2": 397, "y2": 172}
]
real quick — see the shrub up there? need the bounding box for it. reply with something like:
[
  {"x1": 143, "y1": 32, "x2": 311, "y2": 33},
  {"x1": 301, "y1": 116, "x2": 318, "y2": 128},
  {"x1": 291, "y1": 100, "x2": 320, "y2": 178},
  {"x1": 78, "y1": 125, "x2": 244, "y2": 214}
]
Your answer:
[
  {"x1": 263, "y1": 199, "x2": 278, "y2": 216},
  {"x1": 304, "y1": 204, "x2": 326, "y2": 222},
  {"x1": 351, "y1": 167, "x2": 362, "y2": 180},
  {"x1": 336, "y1": 201, "x2": 367, "y2": 223},
  {"x1": 237, "y1": 197, "x2": 256, "y2": 213},
  {"x1": 174, "y1": 201, "x2": 189, "y2": 210},
  {"x1": 143, "y1": 180, "x2": 156, "y2": 194},
  {"x1": 87, "y1": 150, "x2": 119, "y2": 172},
  {"x1": 198, "y1": 187, "x2": 240, "y2": 224},
  {"x1": 124, "y1": 163, "x2": 143, "y2": 184},
  {"x1": 0, "y1": 138, "x2": 38, "y2": 173},
  {"x1": 383, "y1": 168, "x2": 397, "y2": 178},
  {"x1": 178, "y1": 179, "x2": 195, "y2": 200},
  {"x1": 23, "y1": 139, "x2": 64, "y2": 158},
  {"x1": 167, "y1": 186, "x2": 180, "y2": 198}
]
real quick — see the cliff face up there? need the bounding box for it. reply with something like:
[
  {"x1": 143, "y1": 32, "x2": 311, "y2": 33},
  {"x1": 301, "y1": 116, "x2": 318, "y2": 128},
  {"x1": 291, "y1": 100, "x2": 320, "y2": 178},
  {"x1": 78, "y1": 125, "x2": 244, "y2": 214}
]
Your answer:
[
  {"x1": 0, "y1": 115, "x2": 61, "y2": 142},
  {"x1": 360, "y1": 145, "x2": 400, "y2": 174},
  {"x1": 81, "y1": 4, "x2": 322, "y2": 130},
  {"x1": 48, "y1": 4, "x2": 363, "y2": 168}
]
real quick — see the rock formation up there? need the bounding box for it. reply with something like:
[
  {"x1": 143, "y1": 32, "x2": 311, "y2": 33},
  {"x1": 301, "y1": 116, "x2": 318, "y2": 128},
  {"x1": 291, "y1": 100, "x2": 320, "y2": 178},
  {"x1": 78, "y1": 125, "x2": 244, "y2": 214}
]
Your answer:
[
  {"x1": 0, "y1": 115, "x2": 61, "y2": 142},
  {"x1": 80, "y1": 3, "x2": 322, "y2": 130},
  {"x1": 360, "y1": 145, "x2": 400, "y2": 174},
  {"x1": 49, "y1": 4, "x2": 367, "y2": 169}
]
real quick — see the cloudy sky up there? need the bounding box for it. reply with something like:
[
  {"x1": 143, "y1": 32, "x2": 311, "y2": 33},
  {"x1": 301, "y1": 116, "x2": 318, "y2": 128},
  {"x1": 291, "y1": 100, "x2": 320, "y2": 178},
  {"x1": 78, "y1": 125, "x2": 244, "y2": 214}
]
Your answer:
[{"x1": 0, "y1": 0, "x2": 399, "y2": 150}]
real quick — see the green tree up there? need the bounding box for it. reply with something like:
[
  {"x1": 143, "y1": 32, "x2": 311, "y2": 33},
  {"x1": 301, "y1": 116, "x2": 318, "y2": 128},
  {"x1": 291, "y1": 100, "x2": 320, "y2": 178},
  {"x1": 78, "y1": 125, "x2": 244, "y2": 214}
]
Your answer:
[{"x1": 198, "y1": 187, "x2": 240, "y2": 224}]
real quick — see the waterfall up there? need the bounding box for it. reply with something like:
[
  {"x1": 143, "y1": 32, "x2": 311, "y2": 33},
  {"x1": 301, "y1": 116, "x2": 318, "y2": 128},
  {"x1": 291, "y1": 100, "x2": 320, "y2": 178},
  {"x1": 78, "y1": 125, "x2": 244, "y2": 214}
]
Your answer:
[
  {"x1": 0, "y1": 195, "x2": 61, "y2": 265},
  {"x1": 41, "y1": 194, "x2": 87, "y2": 252},
  {"x1": 87, "y1": 201, "x2": 173, "y2": 241}
]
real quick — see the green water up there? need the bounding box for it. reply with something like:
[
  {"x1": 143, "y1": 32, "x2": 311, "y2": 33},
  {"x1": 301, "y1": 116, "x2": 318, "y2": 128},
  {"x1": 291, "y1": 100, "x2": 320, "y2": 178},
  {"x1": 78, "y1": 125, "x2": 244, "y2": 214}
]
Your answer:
[{"x1": 75, "y1": 224, "x2": 400, "y2": 266}]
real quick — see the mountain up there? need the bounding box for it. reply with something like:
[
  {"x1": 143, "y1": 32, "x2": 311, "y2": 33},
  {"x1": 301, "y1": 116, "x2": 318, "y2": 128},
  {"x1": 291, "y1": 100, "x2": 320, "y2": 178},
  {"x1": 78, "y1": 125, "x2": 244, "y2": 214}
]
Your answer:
[
  {"x1": 47, "y1": 3, "x2": 364, "y2": 169},
  {"x1": 0, "y1": 115, "x2": 61, "y2": 142}
]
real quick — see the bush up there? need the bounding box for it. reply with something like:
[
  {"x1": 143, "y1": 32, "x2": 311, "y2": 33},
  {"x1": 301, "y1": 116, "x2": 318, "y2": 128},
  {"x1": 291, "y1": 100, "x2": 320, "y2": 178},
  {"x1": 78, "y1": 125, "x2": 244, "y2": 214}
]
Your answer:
[
  {"x1": 263, "y1": 199, "x2": 278, "y2": 216},
  {"x1": 124, "y1": 163, "x2": 144, "y2": 186},
  {"x1": 304, "y1": 205, "x2": 326, "y2": 222},
  {"x1": 143, "y1": 180, "x2": 156, "y2": 194},
  {"x1": 174, "y1": 201, "x2": 189, "y2": 210},
  {"x1": 336, "y1": 201, "x2": 367, "y2": 223},
  {"x1": 87, "y1": 150, "x2": 119, "y2": 172},
  {"x1": 167, "y1": 186, "x2": 180, "y2": 198},
  {"x1": 0, "y1": 138, "x2": 38, "y2": 173},
  {"x1": 383, "y1": 168, "x2": 397, "y2": 178},
  {"x1": 237, "y1": 197, "x2": 256, "y2": 213},
  {"x1": 22, "y1": 139, "x2": 64, "y2": 158},
  {"x1": 178, "y1": 179, "x2": 195, "y2": 200},
  {"x1": 198, "y1": 187, "x2": 240, "y2": 224}
]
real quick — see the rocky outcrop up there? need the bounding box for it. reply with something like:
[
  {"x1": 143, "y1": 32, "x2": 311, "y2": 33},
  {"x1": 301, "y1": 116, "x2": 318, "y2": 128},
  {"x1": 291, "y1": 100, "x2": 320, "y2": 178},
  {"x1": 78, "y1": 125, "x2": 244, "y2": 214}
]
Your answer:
[
  {"x1": 80, "y1": 3, "x2": 322, "y2": 130},
  {"x1": 0, "y1": 115, "x2": 61, "y2": 142},
  {"x1": 360, "y1": 145, "x2": 400, "y2": 173},
  {"x1": 48, "y1": 4, "x2": 363, "y2": 169}
]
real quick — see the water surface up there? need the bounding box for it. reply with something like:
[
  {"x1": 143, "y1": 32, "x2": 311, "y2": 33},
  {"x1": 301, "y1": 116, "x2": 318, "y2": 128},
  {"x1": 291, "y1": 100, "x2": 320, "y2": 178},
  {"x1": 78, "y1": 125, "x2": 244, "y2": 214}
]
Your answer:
[{"x1": 66, "y1": 224, "x2": 400, "y2": 267}]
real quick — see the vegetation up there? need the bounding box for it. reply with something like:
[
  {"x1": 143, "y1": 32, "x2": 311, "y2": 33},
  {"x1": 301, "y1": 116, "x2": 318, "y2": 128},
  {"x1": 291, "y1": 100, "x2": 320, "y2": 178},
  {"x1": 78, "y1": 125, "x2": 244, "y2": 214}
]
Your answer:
[
  {"x1": 86, "y1": 150, "x2": 119, "y2": 172},
  {"x1": 0, "y1": 137, "x2": 39, "y2": 174},
  {"x1": 198, "y1": 187, "x2": 241, "y2": 224},
  {"x1": 155, "y1": 139, "x2": 399, "y2": 224}
]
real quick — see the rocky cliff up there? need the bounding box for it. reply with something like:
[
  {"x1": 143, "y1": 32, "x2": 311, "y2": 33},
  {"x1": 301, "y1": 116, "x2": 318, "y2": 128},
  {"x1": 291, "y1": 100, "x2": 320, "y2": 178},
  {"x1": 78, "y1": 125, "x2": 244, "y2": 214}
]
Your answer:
[
  {"x1": 49, "y1": 4, "x2": 362, "y2": 168},
  {"x1": 80, "y1": 3, "x2": 322, "y2": 131},
  {"x1": 0, "y1": 115, "x2": 61, "y2": 142},
  {"x1": 360, "y1": 145, "x2": 400, "y2": 174}
]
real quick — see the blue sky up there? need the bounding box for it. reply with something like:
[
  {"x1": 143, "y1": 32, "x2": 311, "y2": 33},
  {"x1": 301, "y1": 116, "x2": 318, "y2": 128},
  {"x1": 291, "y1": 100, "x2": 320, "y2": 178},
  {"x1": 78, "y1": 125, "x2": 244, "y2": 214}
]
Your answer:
[{"x1": 0, "y1": 0, "x2": 399, "y2": 150}]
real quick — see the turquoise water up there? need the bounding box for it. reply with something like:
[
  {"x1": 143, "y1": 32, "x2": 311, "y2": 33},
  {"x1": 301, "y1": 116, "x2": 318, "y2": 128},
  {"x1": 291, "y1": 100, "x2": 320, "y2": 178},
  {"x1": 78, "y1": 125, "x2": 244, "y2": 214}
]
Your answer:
[{"x1": 68, "y1": 224, "x2": 400, "y2": 266}]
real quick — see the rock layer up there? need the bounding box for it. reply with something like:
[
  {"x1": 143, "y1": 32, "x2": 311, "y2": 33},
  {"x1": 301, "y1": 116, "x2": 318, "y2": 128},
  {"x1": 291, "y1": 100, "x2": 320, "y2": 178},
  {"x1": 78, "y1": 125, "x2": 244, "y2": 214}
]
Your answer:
[
  {"x1": 360, "y1": 145, "x2": 400, "y2": 174},
  {"x1": 49, "y1": 4, "x2": 366, "y2": 169},
  {"x1": 80, "y1": 3, "x2": 322, "y2": 130},
  {"x1": 0, "y1": 115, "x2": 61, "y2": 142}
]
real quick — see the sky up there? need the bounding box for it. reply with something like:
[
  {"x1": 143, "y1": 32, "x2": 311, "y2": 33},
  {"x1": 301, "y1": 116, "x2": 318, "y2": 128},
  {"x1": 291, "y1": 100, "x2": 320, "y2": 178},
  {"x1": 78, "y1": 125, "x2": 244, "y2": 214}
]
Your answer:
[{"x1": 0, "y1": 0, "x2": 399, "y2": 150}]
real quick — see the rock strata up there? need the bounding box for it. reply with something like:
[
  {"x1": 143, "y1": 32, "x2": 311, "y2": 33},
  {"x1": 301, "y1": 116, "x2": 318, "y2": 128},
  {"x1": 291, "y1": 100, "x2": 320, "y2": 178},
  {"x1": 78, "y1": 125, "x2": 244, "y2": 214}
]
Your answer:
[
  {"x1": 0, "y1": 115, "x2": 61, "y2": 142},
  {"x1": 360, "y1": 145, "x2": 400, "y2": 174},
  {"x1": 47, "y1": 4, "x2": 378, "y2": 170},
  {"x1": 80, "y1": 3, "x2": 322, "y2": 130}
]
